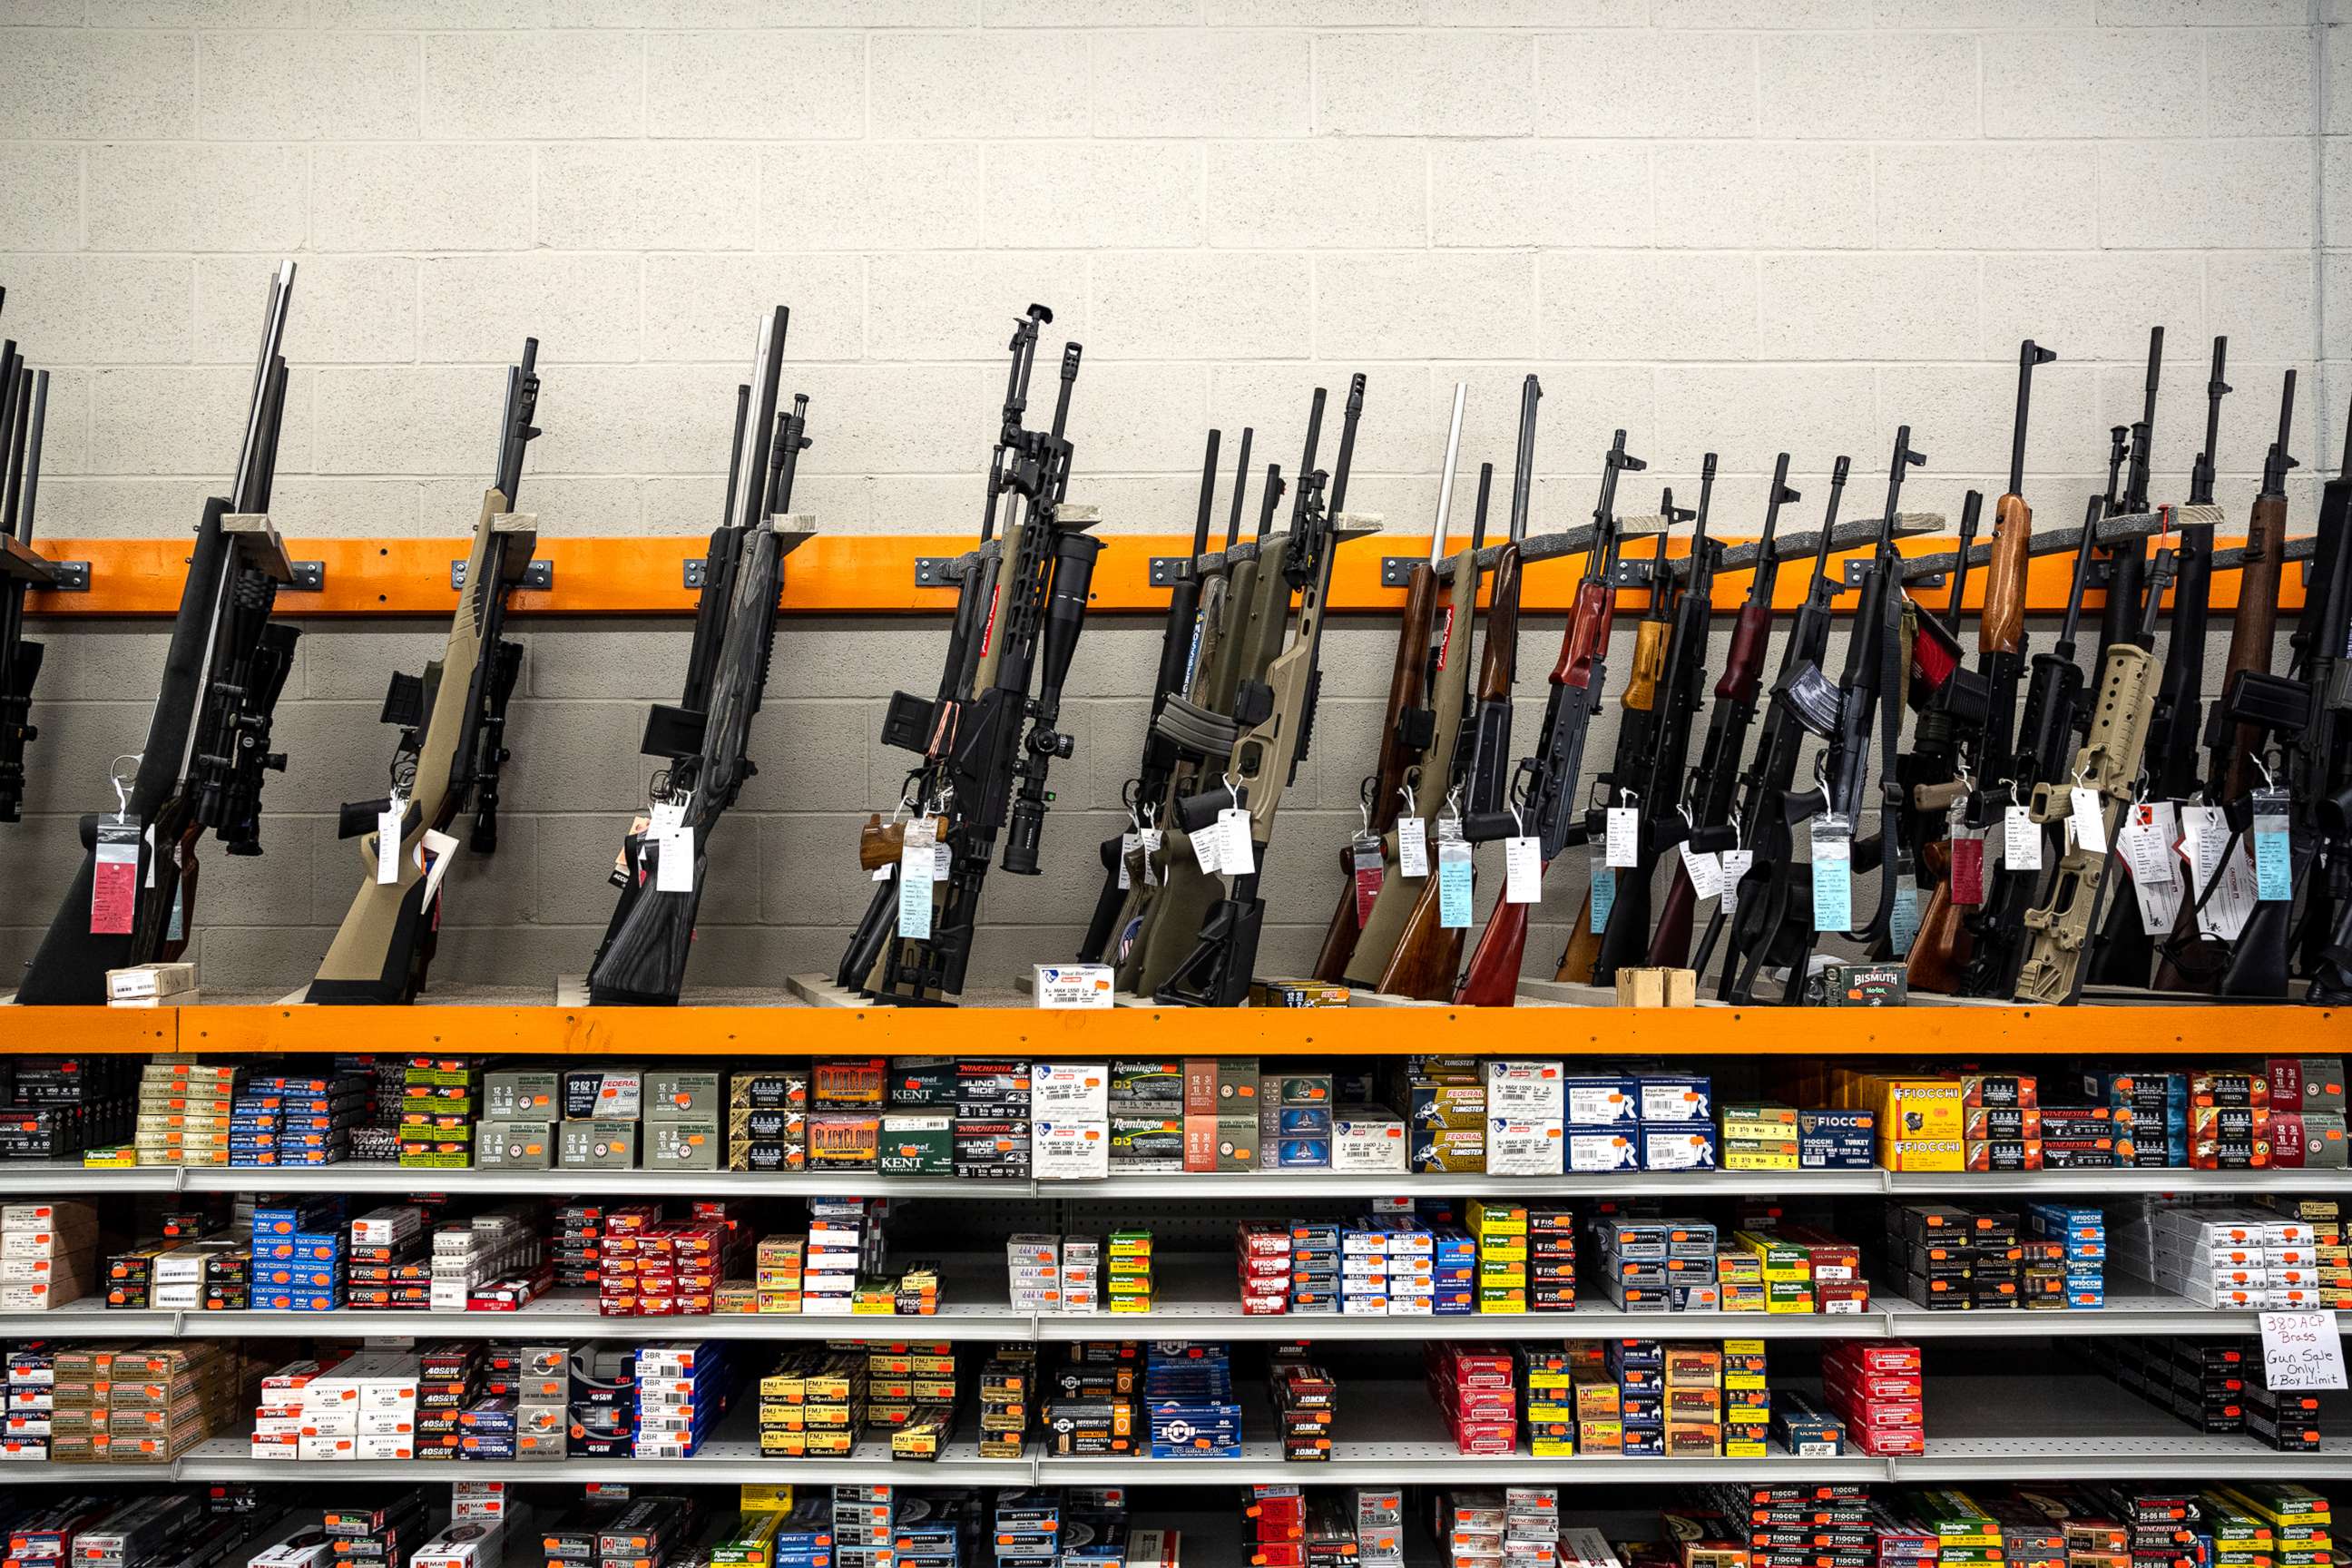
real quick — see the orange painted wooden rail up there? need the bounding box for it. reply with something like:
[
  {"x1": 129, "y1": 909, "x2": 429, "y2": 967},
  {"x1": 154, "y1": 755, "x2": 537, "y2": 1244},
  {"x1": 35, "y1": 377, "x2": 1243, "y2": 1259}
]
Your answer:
[
  {"x1": 1, "y1": 1001, "x2": 2333, "y2": 1057},
  {"x1": 22, "y1": 533, "x2": 2307, "y2": 619}
]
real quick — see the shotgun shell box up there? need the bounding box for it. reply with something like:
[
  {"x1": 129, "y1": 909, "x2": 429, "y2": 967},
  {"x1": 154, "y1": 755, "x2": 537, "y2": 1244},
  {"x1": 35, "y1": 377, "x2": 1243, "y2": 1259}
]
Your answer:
[
  {"x1": 812, "y1": 1057, "x2": 887, "y2": 1105},
  {"x1": 645, "y1": 1072, "x2": 721, "y2": 1120},
  {"x1": 563, "y1": 1067, "x2": 643, "y2": 1122},
  {"x1": 1411, "y1": 1128, "x2": 1486, "y2": 1174},
  {"x1": 1033, "y1": 1062, "x2": 1110, "y2": 1118},
  {"x1": 729, "y1": 1072, "x2": 808, "y2": 1110},
  {"x1": 646, "y1": 1121, "x2": 719, "y2": 1169},
  {"x1": 1182, "y1": 1057, "x2": 1259, "y2": 1113},
  {"x1": 1815, "y1": 963, "x2": 1907, "y2": 1006},
  {"x1": 1108, "y1": 1114, "x2": 1183, "y2": 1167},
  {"x1": 483, "y1": 1072, "x2": 557, "y2": 1119},
  {"x1": 1109, "y1": 1062, "x2": 1184, "y2": 1102},
  {"x1": 1485, "y1": 1061, "x2": 1566, "y2": 1117},
  {"x1": 1563, "y1": 1076, "x2": 1638, "y2": 1125},
  {"x1": 1566, "y1": 1131, "x2": 1639, "y2": 1172},
  {"x1": 475, "y1": 1122, "x2": 554, "y2": 1170},
  {"x1": 558, "y1": 1120, "x2": 637, "y2": 1170},
  {"x1": 1640, "y1": 1075, "x2": 1713, "y2": 1123},
  {"x1": 1405, "y1": 1078, "x2": 1486, "y2": 1131},
  {"x1": 1251, "y1": 978, "x2": 1349, "y2": 1007},
  {"x1": 809, "y1": 1112, "x2": 882, "y2": 1169},
  {"x1": 1641, "y1": 1124, "x2": 1717, "y2": 1171},
  {"x1": 877, "y1": 1114, "x2": 954, "y2": 1175}
]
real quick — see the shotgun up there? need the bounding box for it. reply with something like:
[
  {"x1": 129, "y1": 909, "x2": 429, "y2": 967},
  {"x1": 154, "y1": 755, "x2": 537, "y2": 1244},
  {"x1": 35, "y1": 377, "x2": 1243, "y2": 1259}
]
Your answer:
[
  {"x1": 312, "y1": 335, "x2": 546, "y2": 1004},
  {"x1": 1328, "y1": 383, "x2": 1471, "y2": 987}
]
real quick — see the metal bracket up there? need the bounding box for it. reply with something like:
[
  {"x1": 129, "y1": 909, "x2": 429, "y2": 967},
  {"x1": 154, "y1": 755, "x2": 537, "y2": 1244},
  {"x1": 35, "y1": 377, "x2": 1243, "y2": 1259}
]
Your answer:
[
  {"x1": 1149, "y1": 556, "x2": 1191, "y2": 588},
  {"x1": 1609, "y1": 555, "x2": 1657, "y2": 589},
  {"x1": 221, "y1": 514, "x2": 296, "y2": 584},
  {"x1": 454, "y1": 558, "x2": 552, "y2": 591},
  {"x1": 913, "y1": 556, "x2": 959, "y2": 588},
  {"x1": 288, "y1": 562, "x2": 324, "y2": 592},
  {"x1": 1379, "y1": 555, "x2": 1420, "y2": 589},
  {"x1": 1, "y1": 535, "x2": 86, "y2": 591},
  {"x1": 684, "y1": 558, "x2": 707, "y2": 591}
]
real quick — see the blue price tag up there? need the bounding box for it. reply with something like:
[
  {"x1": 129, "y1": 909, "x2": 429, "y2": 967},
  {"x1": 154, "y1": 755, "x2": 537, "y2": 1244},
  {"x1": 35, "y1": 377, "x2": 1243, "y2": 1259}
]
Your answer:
[
  {"x1": 1589, "y1": 853, "x2": 1614, "y2": 935},
  {"x1": 1437, "y1": 840, "x2": 1473, "y2": 930},
  {"x1": 1811, "y1": 816, "x2": 1853, "y2": 934},
  {"x1": 2252, "y1": 789, "x2": 2292, "y2": 903},
  {"x1": 1887, "y1": 883, "x2": 1919, "y2": 957}
]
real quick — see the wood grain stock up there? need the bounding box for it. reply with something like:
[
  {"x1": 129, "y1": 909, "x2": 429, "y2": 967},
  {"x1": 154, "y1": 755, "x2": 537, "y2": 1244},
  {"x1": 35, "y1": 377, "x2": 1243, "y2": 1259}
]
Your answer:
[
  {"x1": 1376, "y1": 877, "x2": 1465, "y2": 1000},
  {"x1": 2220, "y1": 493, "x2": 2288, "y2": 803},
  {"x1": 1905, "y1": 840, "x2": 1972, "y2": 994},
  {"x1": 1982, "y1": 494, "x2": 2033, "y2": 655},
  {"x1": 1554, "y1": 888, "x2": 1601, "y2": 981},
  {"x1": 1455, "y1": 885, "x2": 1531, "y2": 1005},
  {"x1": 1646, "y1": 859, "x2": 1697, "y2": 968},
  {"x1": 1718, "y1": 602, "x2": 1771, "y2": 702},
  {"x1": 1475, "y1": 546, "x2": 1523, "y2": 702}
]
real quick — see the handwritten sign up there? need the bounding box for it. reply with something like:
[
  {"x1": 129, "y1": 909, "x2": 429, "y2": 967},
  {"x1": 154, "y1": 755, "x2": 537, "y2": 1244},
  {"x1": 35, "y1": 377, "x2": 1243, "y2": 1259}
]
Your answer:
[{"x1": 2259, "y1": 1311, "x2": 2347, "y2": 1391}]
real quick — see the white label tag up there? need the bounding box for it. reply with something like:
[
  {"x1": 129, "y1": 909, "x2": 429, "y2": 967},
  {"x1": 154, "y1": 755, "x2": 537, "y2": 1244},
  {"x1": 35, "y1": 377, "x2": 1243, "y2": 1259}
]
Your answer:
[
  {"x1": 1396, "y1": 817, "x2": 1429, "y2": 878},
  {"x1": 1189, "y1": 823, "x2": 1222, "y2": 875},
  {"x1": 1604, "y1": 805, "x2": 1640, "y2": 868},
  {"x1": 1437, "y1": 838, "x2": 1473, "y2": 928},
  {"x1": 1719, "y1": 848, "x2": 1751, "y2": 915},
  {"x1": 2260, "y1": 1311, "x2": 2348, "y2": 1390},
  {"x1": 1678, "y1": 843, "x2": 1723, "y2": 902},
  {"x1": 376, "y1": 797, "x2": 406, "y2": 886},
  {"x1": 1117, "y1": 830, "x2": 1140, "y2": 891},
  {"x1": 1503, "y1": 837, "x2": 1543, "y2": 905},
  {"x1": 1887, "y1": 883, "x2": 1919, "y2": 957},
  {"x1": 1141, "y1": 826, "x2": 1163, "y2": 886},
  {"x1": 897, "y1": 818, "x2": 936, "y2": 938},
  {"x1": 2212, "y1": 836, "x2": 2258, "y2": 940},
  {"x1": 655, "y1": 819, "x2": 694, "y2": 893},
  {"x1": 418, "y1": 828, "x2": 458, "y2": 912},
  {"x1": 2181, "y1": 805, "x2": 2229, "y2": 939},
  {"x1": 2117, "y1": 804, "x2": 2180, "y2": 936},
  {"x1": 2003, "y1": 804, "x2": 2041, "y2": 871},
  {"x1": 1811, "y1": 816, "x2": 1853, "y2": 933},
  {"x1": 932, "y1": 842, "x2": 952, "y2": 880},
  {"x1": 872, "y1": 864, "x2": 893, "y2": 882},
  {"x1": 1218, "y1": 808, "x2": 1256, "y2": 877},
  {"x1": 2068, "y1": 787, "x2": 2108, "y2": 854}
]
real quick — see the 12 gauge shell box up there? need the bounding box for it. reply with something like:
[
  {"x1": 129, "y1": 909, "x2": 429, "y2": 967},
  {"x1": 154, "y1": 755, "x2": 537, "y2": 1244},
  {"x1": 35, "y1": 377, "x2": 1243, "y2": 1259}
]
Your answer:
[
  {"x1": 646, "y1": 1121, "x2": 719, "y2": 1170},
  {"x1": 877, "y1": 1114, "x2": 954, "y2": 1175},
  {"x1": 1109, "y1": 1062, "x2": 1184, "y2": 1102},
  {"x1": 474, "y1": 1122, "x2": 554, "y2": 1170},
  {"x1": 563, "y1": 1067, "x2": 643, "y2": 1122},
  {"x1": 645, "y1": 1073, "x2": 720, "y2": 1120},
  {"x1": 1181, "y1": 1058, "x2": 1259, "y2": 1114},
  {"x1": 483, "y1": 1073, "x2": 557, "y2": 1119},
  {"x1": 558, "y1": 1121, "x2": 636, "y2": 1170},
  {"x1": 1814, "y1": 963, "x2": 1906, "y2": 1006},
  {"x1": 729, "y1": 1073, "x2": 808, "y2": 1110}
]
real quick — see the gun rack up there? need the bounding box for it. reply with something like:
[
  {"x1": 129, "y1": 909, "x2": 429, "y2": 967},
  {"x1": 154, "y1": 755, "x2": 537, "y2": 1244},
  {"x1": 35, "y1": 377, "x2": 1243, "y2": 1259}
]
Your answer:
[
  {"x1": 0, "y1": 532, "x2": 84, "y2": 591},
  {"x1": 0, "y1": 994, "x2": 2332, "y2": 1059},
  {"x1": 219, "y1": 514, "x2": 300, "y2": 586},
  {"x1": 21, "y1": 532, "x2": 2311, "y2": 620}
]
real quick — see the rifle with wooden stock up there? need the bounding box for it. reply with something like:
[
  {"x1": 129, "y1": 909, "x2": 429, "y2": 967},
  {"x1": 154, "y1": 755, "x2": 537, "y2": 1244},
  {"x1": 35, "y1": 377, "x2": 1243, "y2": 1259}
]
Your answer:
[
  {"x1": 2296, "y1": 392, "x2": 2352, "y2": 1004},
  {"x1": 593, "y1": 312, "x2": 813, "y2": 1006},
  {"x1": 0, "y1": 305, "x2": 55, "y2": 826},
  {"x1": 1451, "y1": 430, "x2": 1646, "y2": 1006},
  {"x1": 1644, "y1": 455, "x2": 1802, "y2": 969},
  {"x1": 312, "y1": 333, "x2": 547, "y2": 1004},
  {"x1": 17, "y1": 262, "x2": 299, "y2": 1004},
  {"x1": 1895, "y1": 487, "x2": 1984, "y2": 993},
  {"x1": 1373, "y1": 377, "x2": 1546, "y2": 1000},
  {"x1": 1156, "y1": 376, "x2": 1376, "y2": 1006},
  {"x1": 1080, "y1": 426, "x2": 1228, "y2": 965},
  {"x1": 1328, "y1": 383, "x2": 1473, "y2": 989}
]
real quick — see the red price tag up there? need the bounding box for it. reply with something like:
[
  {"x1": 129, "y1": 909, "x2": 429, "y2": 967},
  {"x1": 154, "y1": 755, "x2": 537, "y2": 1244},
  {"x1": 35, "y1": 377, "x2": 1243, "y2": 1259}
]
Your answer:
[
  {"x1": 90, "y1": 822, "x2": 140, "y2": 936},
  {"x1": 1949, "y1": 834, "x2": 1984, "y2": 906}
]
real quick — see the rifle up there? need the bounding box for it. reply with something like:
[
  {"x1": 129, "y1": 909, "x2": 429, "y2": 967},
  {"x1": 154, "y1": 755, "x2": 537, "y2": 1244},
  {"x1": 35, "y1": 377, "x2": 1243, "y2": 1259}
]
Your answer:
[
  {"x1": 1, "y1": 339, "x2": 54, "y2": 825},
  {"x1": 1583, "y1": 455, "x2": 1729, "y2": 985},
  {"x1": 15, "y1": 260, "x2": 298, "y2": 1004},
  {"x1": 1079, "y1": 427, "x2": 1226, "y2": 965},
  {"x1": 1554, "y1": 485, "x2": 1695, "y2": 983},
  {"x1": 1334, "y1": 383, "x2": 1475, "y2": 990},
  {"x1": 1646, "y1": 454, "x2": 1803, "y2": 969},
  {"x1": 593, "y1": 316, "x2": 814, "y2": 1006},
  {"x1": 2013, "y1": 543, "x2": 2180, "y2": 1004},
  {"x1": 862, "y1": 306, "x2": 1097, "y2": 1004},
  {"x1": 2096, "y1": 328, "x2": 2164, "y2": 671},
  {"x1": 1156, "y1": 376, "x2": 1376, "y2": 1006},
  {"x1": 310, "y1": 334, "x2": 547, "y2": 1004},
  {"x1": 1889, "y1": 486, "x2": 1984, "y2": 991},
  {"x1": 1722, "y1": 431, "x2": 1928, "y2": 1004},
  {"x1": 1116, "y1": 448, "x2": 1288, "y2": 997},
  {"x1": 1376, "y1": 378, "x2": 1545, "y2": 1001},
  {"x1": 2298, "y1": 391, "x2": 2352, "y2": 1004},
  {"x1": 2214, "y1": 370, "x2": 2299, "y2": 807},
  {"x1": 1451, "y1": 430, "x2": 1646, "y2": 1006}
]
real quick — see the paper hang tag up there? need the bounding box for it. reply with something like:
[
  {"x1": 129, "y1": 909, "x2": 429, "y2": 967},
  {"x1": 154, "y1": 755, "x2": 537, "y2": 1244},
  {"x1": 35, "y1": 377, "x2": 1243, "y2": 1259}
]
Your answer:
[
  {"x1": 932, "y1": 842, "x2": 952, "y2": 881},
  {"x1": 1190, "y1": 822, "x2": 1223, "y2": 876},
  {"x1": 2260, "y1": 1310, "x2": 2349, "y2": 1391},
  {"x1": 1116, "y1": 829, "x2": 1141, "y2": 891},
  {"x1": 2116, "y1": 803, "x2": 2172, "y2": 888},
  {"x1": 1719, "y1": 848, "x2": 1752, "y2": 915},
  {"x1": 871, "y1": 863, "x2": 893, "y2": 882},
  {"x1": 1350, "y1": 831, "x2": 1385, "y2": 927},
  {"x1": 655, "y1": 819, "x2": 694, "y2": 894},
  {"x1": 2180, "y1": 804, "x2": 2230, "y2": 939},
  {"x1": 1949, "y1": 832, "x2": 1986, "y2": 906},
  {"x1": 1504, "y1": 837, "x2": 1544, "y2": 905},
  {"x1": 896, "y1": 858, "x2": 933, "y2": 941},
  {"x1": 1140, "y1": 826, "x2": 1163, "y2": 887},
  {"x1": 92, "y1": 820, "x2": 141, "y2": 936},
  {"x1": 376, "y1": 796, "x2": 407, "y2": 886},
  {"x1": 418, "y1": 828, "x2": 459, "y2": 915},
  {"x1": 1604, "y1": 803, "x2": 1641, "y2": 868},
  {"x1": 1217, "y1": 808, "x2": 1256, "y2": 876},
  {"x1": 2002, "y1": 804, "x2": 2041, "y2": 871},
  {"x1": 1588, "y1": 849, "x2": 1614, "y2": 934},
  {"x1": 1811, "y1": 814, "x2": 1854, "y2": 934},
  {"x1": 1437, "y1": 838, "x2": 1474, "y2": 928},
  {"x1": 1396, "y1": 817, "x2": 1430, "y2": 878},
  {"x1": 1677, "y1": 842, "x2": 1723, "y2": 903},
  {"x1": 1887, "y1": 883, "x2": 1920, "y2": 958},
  {"x1": 2212, "y1": 836, "x2": 2259, "y2": 940},
  {"x1": 2252, "y1": 788, "x2": 2292, "y2": 901},
  {"x1": 2068, "y1": 787, "x2": 2109, "y2": 855}
]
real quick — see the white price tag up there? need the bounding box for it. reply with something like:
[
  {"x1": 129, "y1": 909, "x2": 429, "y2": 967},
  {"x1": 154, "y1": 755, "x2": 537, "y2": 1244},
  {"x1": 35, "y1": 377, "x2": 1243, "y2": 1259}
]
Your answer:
[
  {"x1": 1503, "y1": 836, "x2": 1543, "y2": 905},
  {"x1": 2117, "y1": 804, "x2": 2180, "y2": 936},
  {"x1": 2259, "y1": 1311, "x2": 2348, "y2": 1390},
  {"x1": 932, "y1": 842, "x2": 952, "y2": 880},
  {"x1": 1396, "y1": 817, "x2": 1429, "y2": 878},
  {"x1": 1719, "y1": 848, "x2": 1751, "y2": 915},
  {"x1": 1218, "y1": 808, "x2": 1256, "y2": 876},
  {"x1": 1810, "y1": 815, "x2": 1853, "y2": 934},
  {"x1": 1678, "y1": 843, "x2": 1724, "y2": 902},
  {"x1": 897, "y1": 818, "x2": 936, "y2": 937},
  {"x1": 654, "y1": 820, "x2": 694, "y2": 893},
  {"x1": 2068, "y1": 787, "x2": 2108, "y2": 854},
  {"x1": 1189, "y1": 823, "x2": 1222, "y2": 875},
  {"x1": 1604, "y1": 805, "x2": 1640, "y2": 868},
  {"x1": 418, "y1": 828, "x2": 458, "y2": 912},
  {"x1": 1117, "y1": 830, "x2": 1140, "y2": 891},
  {"x1": 376, "y1": 795, "x2": 407, "y2": 886},
  {"x1": 2003, "y1": 804, "x2": 2041, "y2": 871},
  {"x1": 1437, "y1": 838, "x2": 1474, "y2": 928},
  {"x1": 1140, "y1": 826, "x2": 1163, "y2": 886}
]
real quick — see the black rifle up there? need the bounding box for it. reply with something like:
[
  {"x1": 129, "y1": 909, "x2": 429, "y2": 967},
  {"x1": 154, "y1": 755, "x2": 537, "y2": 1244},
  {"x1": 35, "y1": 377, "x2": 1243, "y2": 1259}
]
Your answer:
[
  {"x1": 1890, "y1": 486, "x2": 1987, "y2": 979},
  {"x1": 1590, "y1": 456, "x2": 1725, "y2": 984},
  {"x1": 2096, "y1": 328, "x2": 2164, "y2": 670},
  {"x1": 1, "y1": 327, "x2": 55, "y2": 825},
  {"x1": 310, "y1": 336, "x2": 546, "y2": 1004},
  {"x1": 591, "y1": 310, "x2": 808, "y2": 1006},
  {"x1": 16, "y1": 260, "x2": 298, "y2": 1004},
  {"x1": 1078, "y1": 427, "x2": 1226, "y2": 964},
  {"x1": 862, "y1": 306, "x2": 1096, "y2": 1004},
  {"x1": 1155, "y1": 376, "x2": 1370, "y2": 1006},
  {"x1": 2298, "y1": 391, "x2": 2352, "y2": 1003}
]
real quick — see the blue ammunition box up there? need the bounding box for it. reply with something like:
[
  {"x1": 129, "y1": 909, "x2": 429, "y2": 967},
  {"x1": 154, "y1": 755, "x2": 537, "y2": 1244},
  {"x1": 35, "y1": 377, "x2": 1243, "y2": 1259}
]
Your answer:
[
  {"x1": 1272, "y1": 1106, "x2": 1332, "y2": 1136},
  {"x1": 1276, "y1": 1139, "x2": 1331, "y2": 1169}
]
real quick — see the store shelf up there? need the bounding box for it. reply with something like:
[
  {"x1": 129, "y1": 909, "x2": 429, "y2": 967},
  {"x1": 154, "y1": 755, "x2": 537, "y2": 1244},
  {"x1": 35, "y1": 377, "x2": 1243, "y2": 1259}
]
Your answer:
[
  {"x1": 0, "y1": 1161, "x2": 181, "y2": 1193},
  {"x1": 7, "y1": 997, "x2": 2333, "y2": 1057},
  {"x1": 1895, "y1": 1375, "x2": 2352, "y2": 1481},
  {"x1": 0, "y1": 1298, "x2": 173, "y2": 1338},
  {"x1": 173, "y1": 1166, "x2": 980, "y2": 1199}
]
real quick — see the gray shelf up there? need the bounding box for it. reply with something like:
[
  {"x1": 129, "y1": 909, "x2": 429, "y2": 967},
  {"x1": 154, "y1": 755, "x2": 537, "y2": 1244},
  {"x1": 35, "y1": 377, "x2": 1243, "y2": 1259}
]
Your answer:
[{"x1": 1894, "y1": 1374, "x2": 2352, "y2": 1481}]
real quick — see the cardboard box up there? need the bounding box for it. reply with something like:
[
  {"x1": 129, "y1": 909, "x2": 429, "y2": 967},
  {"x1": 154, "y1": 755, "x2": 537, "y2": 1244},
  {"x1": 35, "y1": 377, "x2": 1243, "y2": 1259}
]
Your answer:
[
  {"x1": 1614, "y1": 967, "x2": 1696, "y2": 1007},
  {"x1": 558, "y1": 1120, "x2": 637, "y2": 1170}
]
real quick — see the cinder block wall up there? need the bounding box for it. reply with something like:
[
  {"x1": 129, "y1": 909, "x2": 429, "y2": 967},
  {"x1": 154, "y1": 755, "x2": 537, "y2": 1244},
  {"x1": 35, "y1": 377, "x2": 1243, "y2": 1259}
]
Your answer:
[{"x1": 1, "y1": 0, "x2": 2343, "y2": 997}]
